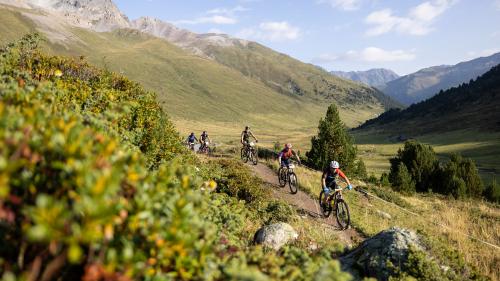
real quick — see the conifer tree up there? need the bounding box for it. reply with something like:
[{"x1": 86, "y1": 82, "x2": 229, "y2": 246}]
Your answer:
[{"x1": 306, "y1": 104, "x2": 357, "y2": 172}]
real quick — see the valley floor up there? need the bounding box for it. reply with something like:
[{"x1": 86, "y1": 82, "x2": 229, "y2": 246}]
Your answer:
[{"x1": 353, "y1": 129, "x2": 500, "y2": 183}]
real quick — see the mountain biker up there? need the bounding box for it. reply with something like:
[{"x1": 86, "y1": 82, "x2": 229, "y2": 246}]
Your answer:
[
  {"x1": 278, "y1": 143, "x2": 301, "y2": 167},
  {"x1": 321, "y1": 161, "x2": 353, "y2": 203},
  {"x1": 199, "y1": 131, "x2": 212, "y2": 151},
  {"x1": 241, "y1": 126, "x2": 258, "y2": 148},
  {"x1": 186, "y1": 132, "x2": 198, "y2": 150}
]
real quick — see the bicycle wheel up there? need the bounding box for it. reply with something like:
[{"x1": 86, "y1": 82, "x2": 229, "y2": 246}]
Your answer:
[
  {"x1": 336, "y1": 199, "x2": 351, "y2": 230},
  {"x1": 243, "y1": 151, "x2": 249, "y2": 163},
  {"x1": 251, "y1": 150, "x2": 258, "y2": 165},
  {"x1": 288, "y1": 172, "x2": 298, "y2": 194},
  {"x1": 319, "y1": 191, "x2": 332, "y2": 218},
  {"x1": 278, "y1": 167, "x2": 286, "y2": 187},
  {"x1": 240, "y1": 147, "x2": 245, "y2": 160}
]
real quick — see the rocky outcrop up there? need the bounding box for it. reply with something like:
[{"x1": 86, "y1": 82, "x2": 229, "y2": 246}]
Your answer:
[
  {"x1": 340, "y1": 227, "x2": 423, "y2": 280},
  {"x1": 1, "y1": 0, "x2": 130, "y2": 31},
  {"x1": 253, "y1": 222, "x2": 298, "y2": 250}
]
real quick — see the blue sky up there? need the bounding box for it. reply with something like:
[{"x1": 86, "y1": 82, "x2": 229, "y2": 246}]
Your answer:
[{"x1": 114, "y1": 0, "x2": 500, "y2": 75}]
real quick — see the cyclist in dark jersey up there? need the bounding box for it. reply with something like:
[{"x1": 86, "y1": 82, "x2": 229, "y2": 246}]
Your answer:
[
  {"x1": 321, "y1": 161, "x2": 353, "y2": 202},
  {"x1": 241, "y1": 126, "x2": 258, "y2": 147},
  {"x1": 186, "y1": 132, "x2": 198, "y2": 150},
  {"x1": 199, "y1": 131, "x2": 212, "y2": 151}
]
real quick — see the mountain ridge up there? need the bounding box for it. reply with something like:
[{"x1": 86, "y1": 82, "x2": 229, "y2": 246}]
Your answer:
[
  {"x1": 330, "y1": 68, "x2": 400, "y2": 87},
  {"x1": 380, "y1": 52, "x2": 500, "y2": 105},
  {"x1": 356, "y1": 63, "x2": 500, "y2": 134}
]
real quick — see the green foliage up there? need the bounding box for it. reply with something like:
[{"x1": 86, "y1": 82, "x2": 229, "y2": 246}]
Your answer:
[
  {"x1": 389, "y1": 141, "x2": 438, "y2": 192},
  {"x1": 380, "y1": 173, "x2": 390, "y2": 187},
  {"x1": 401, "y1": 246, "x2": 448, "y2": 281},
  {"x1": 483, "y1": 178, "x2": 500, "y2": 203},
  {"x1": 0, "y1": 35, "x2": 358, "y2": 280},
  {"x1": 306, "y1": 104, "x2": 358, "y2": 173},
  {"x1": 260, "y1": 199, "x2": 297, "y2": 224},
  {"x1": 389, "y1": 141, "x2": 484, "y2": 199},
  {"x1": 213, "y1": 158, "x2": 269, "y2": 204},
  {"x1": 354, "y1": 159, "x2": 368, "y2": 179},
  {"x1": 431, "y1": 154, "x2": 484, "y2": 199},
  {"x1": 391, "y1": 163, "x2": 416, "y2": 195}
]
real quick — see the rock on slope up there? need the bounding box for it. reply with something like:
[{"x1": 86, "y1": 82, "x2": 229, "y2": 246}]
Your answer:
[
  {"x1": 331, "y1": 68, "x2": 400, "y2": 87},
  {"x1": 341, "y1": 227, "x2": 423, "y2": 280}
]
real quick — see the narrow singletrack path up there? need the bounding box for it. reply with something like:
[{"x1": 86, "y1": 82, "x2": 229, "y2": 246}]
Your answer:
[{"x1": 247, "y1": 162, "x2": 363, "y2": 246}]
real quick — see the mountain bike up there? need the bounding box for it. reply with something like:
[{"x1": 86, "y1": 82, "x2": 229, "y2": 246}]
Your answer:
[
  {"x1": 186, "y1": 142, "x2": 195, "y2": 151},
  {"x1": 319, "y1": 185, "x2": 351, "y2": 230},
  {"x1": 241, "y1": 142, "x2": 258, "y2": 165},
  {"x1": 278, "y1": 162, "x2": 299, "y2": 194},
  {"x1": 199, "y1": 141, "x2": 211, "y2": 155}
]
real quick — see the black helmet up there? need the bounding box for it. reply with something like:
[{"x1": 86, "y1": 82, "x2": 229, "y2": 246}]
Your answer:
[
  {"x1": 245, "y1": 126, "x2": 250, "y2": 130},
  {"x1": 190, "y1": 132, "x2": 194, "y2": 135},
  {"x1": 203, "y1": 131, "x2": 207, "y2": 134}
]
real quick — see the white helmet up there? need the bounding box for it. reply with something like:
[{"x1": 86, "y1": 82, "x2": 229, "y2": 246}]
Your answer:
[{"x1": 330, "y1": 161, "x2": 340, "y2": 169}]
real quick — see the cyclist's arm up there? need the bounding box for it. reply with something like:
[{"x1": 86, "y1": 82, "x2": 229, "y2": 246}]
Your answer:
[
  {"x1": 249, "y1": 131, "x2": 258, "y2": 142},
  {"x1": 321, "y1": 171, "x2": 327, "y2": 188},
  {"x1": 292, "y1": 150, "x2": 301, "y2": 164},
  {"x1": 240, "y1": 132, "x2": 244, "y2": 144},
  {"x1": 278, "y1": 151, "x2": 283, "y2": 164},
  {"x1": 208, "y1": 136, "x2": 212, "y2": 143},
  {"x1": 337, "y1": 169, "x2": 351, "y2": 186}
]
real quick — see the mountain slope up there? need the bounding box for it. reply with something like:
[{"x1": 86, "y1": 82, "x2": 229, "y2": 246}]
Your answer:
[
  {"x1": 330, "y1": 68, "x2": 399, "y2": 87},
  {"x1": 0, "y1": 0, "x2": 399, "y2": 148},
  {"x1": 380, "y1": 53, "x2": 500, "y2": 105},
  {"x1": 131, "y1": 16, "x2": 401, "y2": 111},
  {"x1": 356, "y1": 63, "x2": 500, "y2": 134}
]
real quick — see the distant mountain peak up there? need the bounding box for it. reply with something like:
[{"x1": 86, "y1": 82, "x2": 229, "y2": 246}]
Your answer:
[
  {"x1": 330, "y1": 68, "x2": 400, "y2": 87},
  {"x1": 131, "y1": 16, "x2": 249, "y2": 56}
]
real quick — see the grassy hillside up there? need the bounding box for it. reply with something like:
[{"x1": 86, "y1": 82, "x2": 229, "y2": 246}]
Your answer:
[
  {"x1": 0, "y1": 5, "x2": 393, "y2": 149},
  {"x1": 204, "y1": 42, "x2": 401, "y2": 111}
]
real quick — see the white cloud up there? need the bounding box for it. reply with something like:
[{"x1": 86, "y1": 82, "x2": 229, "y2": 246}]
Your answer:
[
  {"x1": 495, "y1": 0, "x2": 500, "y2": 10},
  {"x1": 237, "y1": 21, "x2": 301, "y2": 42},
  {"x1": 318, "y1": 0, "x2": 362, "y2": 11},
  {"x1": 207, "y1": 6, "x2": 249, "y2": 15},
  {"x1": 365, "y1": 0, "x2": 456, "y2": 36},
  {"x1": 175, "y1": 15, "x2": 237, "y2": 25},
  {"x1": 313, "y1": 47, "x2": 416, "y2": 63},
  {"x1": 174, "y1": 5, "x2": 249, "y2": 26}
]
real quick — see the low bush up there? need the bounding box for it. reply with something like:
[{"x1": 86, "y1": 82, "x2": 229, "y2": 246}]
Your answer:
[{"x1": 483, "y1": 178, "x2": 500, "y2": 203}]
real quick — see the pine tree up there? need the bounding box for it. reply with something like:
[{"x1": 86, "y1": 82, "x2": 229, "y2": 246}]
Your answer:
[
  {"x1": 306, "y1": 104, "x2": 357, "y2": 172},
  {"x1": 392, "y1": 162, "x2": 416, "y2": 194}
]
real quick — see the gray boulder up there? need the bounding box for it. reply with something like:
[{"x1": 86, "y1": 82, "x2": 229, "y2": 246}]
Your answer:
[
  {"x1": 254, "y1": 222, "x2": 298, "y2": 250},
  {"x1": 340, "y1": 227, "x2": 423, "y2": 280}
]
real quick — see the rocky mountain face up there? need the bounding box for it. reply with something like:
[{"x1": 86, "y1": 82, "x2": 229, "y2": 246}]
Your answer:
[
  {"x1": 380, "y1": 52, "x2": 500, "y2": 105},
  {"x1": 331, "y1": 68, "x2": 400, "y2": 87},
  {"x1": 131, "y1": 17, "x2": 248, "y2": 56},
  {"x1": 0, "y1": 0, "x2": 129, "y2": 31}
]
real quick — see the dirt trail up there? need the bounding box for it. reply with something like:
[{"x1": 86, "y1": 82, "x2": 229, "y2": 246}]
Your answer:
[{"x1": 247, "y1": 162, "x2": 363, "y2": 246}]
